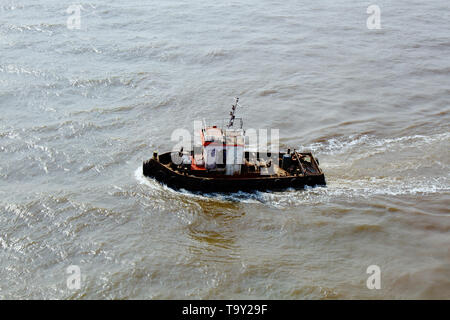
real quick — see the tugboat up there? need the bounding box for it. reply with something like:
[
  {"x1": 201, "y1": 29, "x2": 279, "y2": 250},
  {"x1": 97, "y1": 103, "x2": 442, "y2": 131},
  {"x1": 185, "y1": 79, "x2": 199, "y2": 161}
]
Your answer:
[{"x1": 143, "y1": 98, "x2": 325, "y2": 192}]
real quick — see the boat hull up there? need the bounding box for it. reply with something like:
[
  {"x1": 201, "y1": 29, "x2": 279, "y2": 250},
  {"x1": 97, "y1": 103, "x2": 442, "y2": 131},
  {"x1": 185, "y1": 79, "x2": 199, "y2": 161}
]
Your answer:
[{"x1": 143, "y1": 152, "x2": 326, "y2": 193}]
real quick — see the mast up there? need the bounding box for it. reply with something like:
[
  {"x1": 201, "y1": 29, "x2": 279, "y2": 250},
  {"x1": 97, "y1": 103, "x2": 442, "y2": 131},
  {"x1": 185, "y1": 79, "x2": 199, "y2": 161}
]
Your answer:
[
  {"x1": 227, "y1": 98, "x2": 239, "y2": 128},
  {"x1": 227, "y1": 97, "x2": 240, "y2": 128}
]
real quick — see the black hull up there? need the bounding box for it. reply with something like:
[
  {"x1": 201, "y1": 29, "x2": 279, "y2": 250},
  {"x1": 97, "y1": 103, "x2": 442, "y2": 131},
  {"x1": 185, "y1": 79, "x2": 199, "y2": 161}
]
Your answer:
[{"x1": 143, "y1": 152, "x2": 326, "y2": 193}]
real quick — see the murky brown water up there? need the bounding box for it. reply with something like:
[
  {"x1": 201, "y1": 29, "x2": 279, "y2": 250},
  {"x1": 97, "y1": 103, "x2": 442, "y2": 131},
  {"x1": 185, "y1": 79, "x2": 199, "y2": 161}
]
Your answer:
[{"x1": 0, "y1": 0, "x2": 449, "y2": 299}]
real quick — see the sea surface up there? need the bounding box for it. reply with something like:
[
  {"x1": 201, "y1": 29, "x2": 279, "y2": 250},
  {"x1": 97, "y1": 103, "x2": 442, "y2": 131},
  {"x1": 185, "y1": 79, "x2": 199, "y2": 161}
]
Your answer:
[{"x1": 0, "y1": 0, "x2": 449, "y2": 299}]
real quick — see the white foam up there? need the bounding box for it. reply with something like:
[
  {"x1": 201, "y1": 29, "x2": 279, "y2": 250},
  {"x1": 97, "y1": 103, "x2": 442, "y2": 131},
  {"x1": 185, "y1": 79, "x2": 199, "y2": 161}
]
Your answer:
[
  {"x1": 134, "y1": 166, "x2": 266, "y2": 203},
  {"x1": 304, "y1": 132, "x2": 450, "y2": 156}
]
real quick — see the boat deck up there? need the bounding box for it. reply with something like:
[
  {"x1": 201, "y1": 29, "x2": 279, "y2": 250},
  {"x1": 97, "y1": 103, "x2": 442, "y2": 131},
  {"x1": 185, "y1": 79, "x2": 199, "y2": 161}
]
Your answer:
[{"x1": 159, "y1": 151, "x2": 322, "y2": 179}]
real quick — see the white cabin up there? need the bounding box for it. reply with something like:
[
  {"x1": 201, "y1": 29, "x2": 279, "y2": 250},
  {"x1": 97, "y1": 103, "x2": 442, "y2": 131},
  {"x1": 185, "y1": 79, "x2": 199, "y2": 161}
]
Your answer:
[{"x1": 196, "y1": 120, "x2": 245, "y2": 175}]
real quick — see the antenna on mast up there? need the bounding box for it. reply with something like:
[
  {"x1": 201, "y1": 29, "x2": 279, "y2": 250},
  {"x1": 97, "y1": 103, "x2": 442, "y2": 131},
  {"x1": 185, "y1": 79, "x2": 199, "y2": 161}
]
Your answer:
[{"x1": 227, "y1": 97, "x2": 240, "y2": 128}]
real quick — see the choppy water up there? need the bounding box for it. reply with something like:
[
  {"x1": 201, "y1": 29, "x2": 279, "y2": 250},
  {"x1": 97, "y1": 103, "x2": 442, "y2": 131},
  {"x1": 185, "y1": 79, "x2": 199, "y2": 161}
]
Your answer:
[{"x1": 1, "y1": 0, "x2": 449, "y2": 299}]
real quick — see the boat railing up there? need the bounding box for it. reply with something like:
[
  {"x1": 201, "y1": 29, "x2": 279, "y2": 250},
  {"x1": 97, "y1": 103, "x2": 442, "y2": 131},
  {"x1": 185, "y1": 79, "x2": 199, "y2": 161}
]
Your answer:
[{"x1": 202, "y1": 118, "x2": 243, "y2": 130}]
